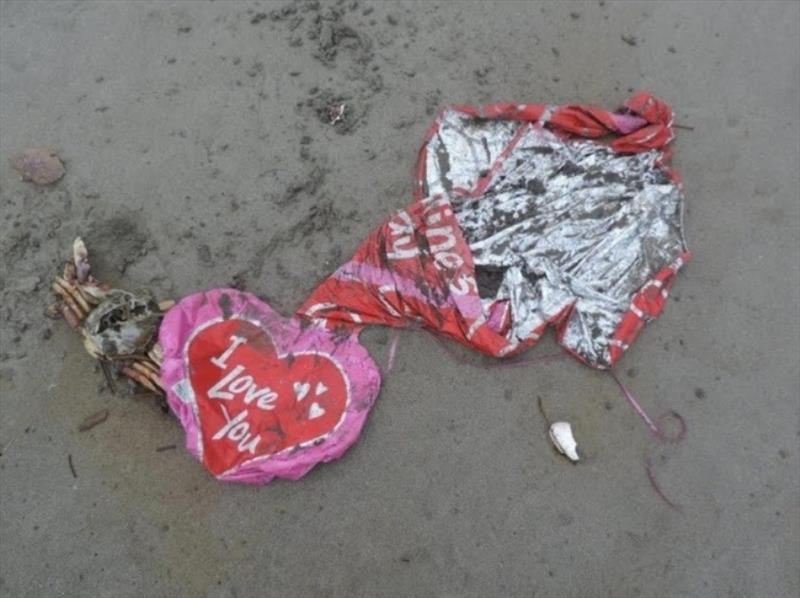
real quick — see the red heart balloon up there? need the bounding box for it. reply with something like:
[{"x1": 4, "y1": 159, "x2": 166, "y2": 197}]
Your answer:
[
  {"x1": 188, "y1": 318, "x2": 349, "y2": 476},
  {"x1": 160, "y1": 289, "x2": 380, "y2": 483}
]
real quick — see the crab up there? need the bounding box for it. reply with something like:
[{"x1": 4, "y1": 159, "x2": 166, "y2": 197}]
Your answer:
[{"x1": 48, "y1": 237, "x2": 174, "y2": 396}]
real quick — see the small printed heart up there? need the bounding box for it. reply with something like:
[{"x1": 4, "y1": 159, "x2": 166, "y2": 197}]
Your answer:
[
  {"x1": 187, "y1": 319, "x2": 349, "y2": 476},
  {"x1": 294, "y1": 381, "x2": 310, "y2": 401},
  {"x1": 308, "y1": 402, "x2": 325, "y2": 420},
  {"x1": 315, "y1": 382, "x2": 328, "y2": 396}
]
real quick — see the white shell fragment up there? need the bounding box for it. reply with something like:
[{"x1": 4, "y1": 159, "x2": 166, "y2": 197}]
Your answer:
[{"x1": 549, "y1": 421, "x2": 579, "y2": 462}]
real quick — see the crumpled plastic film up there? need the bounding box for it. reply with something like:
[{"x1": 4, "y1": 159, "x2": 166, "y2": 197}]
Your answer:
[{"x1": 298, "y1": 93, "x2": 690, "y2": 368}]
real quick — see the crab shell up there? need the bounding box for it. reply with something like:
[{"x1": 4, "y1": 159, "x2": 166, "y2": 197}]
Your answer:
[{"x1": 80, "y1": 290, "x2": 162, "y2": 360}]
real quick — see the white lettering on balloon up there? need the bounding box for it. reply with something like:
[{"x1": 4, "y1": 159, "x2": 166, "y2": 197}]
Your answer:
[
  {"x1": 212, "y1": 404, "x2": 261, "y2": 455},
  {"x1": 207, "y1": 334, "x2": 287, "y2": 456},
  {"x1": 385, "y1": 197, "x2": 474, "y2": 296}
]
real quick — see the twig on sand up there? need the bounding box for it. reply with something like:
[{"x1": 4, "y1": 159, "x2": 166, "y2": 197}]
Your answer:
[
  {"x1": 537, "y1": 396, "x2": 552, "y2": 428},
  {"x1": 78, "y1": 409, "x2": 109, "y2": 432}
]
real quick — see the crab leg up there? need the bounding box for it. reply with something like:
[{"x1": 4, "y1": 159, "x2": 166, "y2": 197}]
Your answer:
[
  {"x1": 130, "y1": 361, "x2": 163, "y2": 389},
  {"x1": 74, "y1": 283, "x2": 101, "y2": 307},
  {"x1": 60, "y1": 303, "x2": 82, "y2": 328},
  {"x1": 55, "y1": 277, "x2": 92, "y2": 313},
  {"x1": 52, "y1": 280, "x2": 88, "y2": 323},
  {"x1": 148, "y1": 343, "x2": 164, "y2": 367},
  {"x1": 134, "y1": 358, "x2": 161, "y2": 377},
  {"x1": 120, "y1": 364, "x2": 161, "y2": 394},
  {"x1": 100, "y1": 361, "x2": 117, "y2": 395}
]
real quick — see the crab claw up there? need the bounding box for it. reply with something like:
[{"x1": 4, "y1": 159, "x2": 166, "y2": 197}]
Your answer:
[{"x1": 73, "y1": 237, "x2": 91, "y2": 283}]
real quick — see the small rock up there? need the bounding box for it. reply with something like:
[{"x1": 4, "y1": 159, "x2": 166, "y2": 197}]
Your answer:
[{"x1": 621, "y1": 34, "x2": 638, "y2": 46}]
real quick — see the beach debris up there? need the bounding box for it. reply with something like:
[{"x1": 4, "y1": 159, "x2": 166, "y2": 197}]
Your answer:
[
  {"x1": 41, "y1": 93, "x2": 691, "y2": 491},
  {"x1": 10, "y1": 147, "x2": 65, "y2": 185},
  {"x1": 326, "y1": 103, "x2": 346, "y2": 125},
  {"x1": 549, "y1": 421, "x2": 580, "y2": 462},
  {"x1": 298, "y1": 92, "x2": 689, "y2": 370},
  {"x1": 159, "y1": 288, "x2": 380, "y2": 483},
  {"x1": 78, "y1": 409, "x2": 109, "y2": 432},
  {"x1": 49, "y1": 238, "x2": 172, "y2": 396}
]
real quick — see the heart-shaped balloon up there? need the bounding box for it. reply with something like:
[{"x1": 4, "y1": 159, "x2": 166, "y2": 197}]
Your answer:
[{"x1": 159, "y1": 289, "x2": 380, "y2": 483}]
